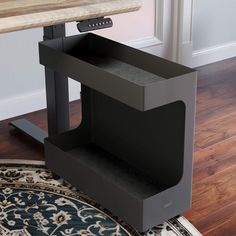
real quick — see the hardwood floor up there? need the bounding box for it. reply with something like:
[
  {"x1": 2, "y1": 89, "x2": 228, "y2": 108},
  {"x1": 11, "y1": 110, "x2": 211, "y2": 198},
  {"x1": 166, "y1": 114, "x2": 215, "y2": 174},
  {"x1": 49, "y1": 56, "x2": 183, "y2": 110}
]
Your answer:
[
  {"x1": 184, "y1": 57, "x2": 236, "y2": 235},
  {"x1": 1, "y1": 57, "x2": 236, "y2": 235}
]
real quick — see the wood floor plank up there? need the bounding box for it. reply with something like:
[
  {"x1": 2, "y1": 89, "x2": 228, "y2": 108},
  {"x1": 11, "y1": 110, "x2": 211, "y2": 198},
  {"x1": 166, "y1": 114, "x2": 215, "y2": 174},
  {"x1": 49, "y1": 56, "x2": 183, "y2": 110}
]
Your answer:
[
  {"x1": 186, "y1": 57, "x2": 236, "y2": 235},
  {"x1": 193, "y1": 135, "x2": 236, "y2": 182},
  {"x1": 194, "y1": 201, "x2": 236, "y2": 236},
  {"x1": 195, "y1": 57, "x2": 236, "y2": 149},
  {"x1": 192, "y1": 164, "x2": 236, "y2": 216},
  {"x1": 195, "y1": 108, "x2": 236, "y2": 149},
  {"x1": 183, "y1": 163, "x2": 236, "y2": 233}
]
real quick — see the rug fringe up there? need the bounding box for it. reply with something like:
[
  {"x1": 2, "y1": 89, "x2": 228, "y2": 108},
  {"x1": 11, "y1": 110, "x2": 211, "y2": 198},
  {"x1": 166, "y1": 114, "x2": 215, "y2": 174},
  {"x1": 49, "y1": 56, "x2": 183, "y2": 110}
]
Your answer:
[{"x1": 0, "y1": 159, "x2": 45, "y2": 165}]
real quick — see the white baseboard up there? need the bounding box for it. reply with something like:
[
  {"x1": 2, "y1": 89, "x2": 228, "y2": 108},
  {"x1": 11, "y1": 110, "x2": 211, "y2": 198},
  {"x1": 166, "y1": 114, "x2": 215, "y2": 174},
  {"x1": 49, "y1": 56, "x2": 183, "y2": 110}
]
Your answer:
[
  {"x1": 0, "y1": 80, "x2": 81, "y2": 121},
  {"x1": 0, "y1": 90, "x2": 47, "y2": 121},
  {"x1": 192, "y1": 41, "x2": 236, "y2": 67},
  {"x1": 125, "y1": 36, "x2": 162, "y2": 49}
]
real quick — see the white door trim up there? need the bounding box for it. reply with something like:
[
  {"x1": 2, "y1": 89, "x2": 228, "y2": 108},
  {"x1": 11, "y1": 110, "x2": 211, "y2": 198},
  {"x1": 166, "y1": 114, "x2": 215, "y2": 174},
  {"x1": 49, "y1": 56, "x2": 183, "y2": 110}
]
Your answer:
[
  {"x1": 126, "y1": 0, "x2": 164, "y2": 49},
  {"x1": 175, "y1": 0, "x2": 194, "y2": 67}
]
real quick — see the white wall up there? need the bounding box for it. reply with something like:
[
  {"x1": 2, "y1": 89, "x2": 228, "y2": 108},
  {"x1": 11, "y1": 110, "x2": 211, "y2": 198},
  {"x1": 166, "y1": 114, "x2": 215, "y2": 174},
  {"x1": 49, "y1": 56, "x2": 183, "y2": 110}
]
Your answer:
[
  {"x1": 0, "y1": 0, "x2": 180, "y2": 120},
  {"x1": 192, "y1": 0, "x2": 236, "y2": 67},
  {"x1": 193, "y1": 0, "x2": 236, "y2": 51},
  {"x1": 2, "y1": 1, "x2": 236, "y2": 120},
  {"x1": 179, "y1": 0, "x2": 236, "y2": 67},
  {"x1": 0, "y1": 29, "x2": 44, "y2": 99},
  {"x1": 0, "y1": 1, "x2": 161, "y2": 120}
]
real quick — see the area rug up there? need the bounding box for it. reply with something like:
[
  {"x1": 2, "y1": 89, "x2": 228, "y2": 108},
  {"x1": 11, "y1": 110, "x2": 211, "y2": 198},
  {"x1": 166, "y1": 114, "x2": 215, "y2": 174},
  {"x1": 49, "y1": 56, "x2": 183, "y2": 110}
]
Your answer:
[{"x1": 0, "y1": 159, "x2": 202, "y2": 236}]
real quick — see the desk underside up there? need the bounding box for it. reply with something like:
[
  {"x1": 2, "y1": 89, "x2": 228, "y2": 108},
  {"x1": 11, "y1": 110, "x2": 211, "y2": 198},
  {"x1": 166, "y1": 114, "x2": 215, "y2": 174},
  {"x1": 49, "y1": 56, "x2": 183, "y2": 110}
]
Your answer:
[{"x1": 0, "y1": 0, "x2": 141, "y2": 33}]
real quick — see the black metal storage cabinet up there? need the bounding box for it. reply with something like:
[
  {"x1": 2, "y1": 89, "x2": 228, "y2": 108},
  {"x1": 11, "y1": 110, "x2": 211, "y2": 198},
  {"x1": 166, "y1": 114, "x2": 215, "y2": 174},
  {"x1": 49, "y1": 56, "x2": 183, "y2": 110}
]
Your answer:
[{"x1": 39, "y1": 33, "x2": 197, "y2": 232}]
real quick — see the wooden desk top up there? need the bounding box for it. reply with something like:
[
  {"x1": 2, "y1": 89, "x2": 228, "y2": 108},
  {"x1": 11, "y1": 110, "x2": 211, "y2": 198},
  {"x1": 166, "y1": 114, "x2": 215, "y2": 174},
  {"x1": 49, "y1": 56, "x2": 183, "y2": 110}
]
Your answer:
[{"x1": 0, "y1": 0, "x2": 142, "y2": 34}]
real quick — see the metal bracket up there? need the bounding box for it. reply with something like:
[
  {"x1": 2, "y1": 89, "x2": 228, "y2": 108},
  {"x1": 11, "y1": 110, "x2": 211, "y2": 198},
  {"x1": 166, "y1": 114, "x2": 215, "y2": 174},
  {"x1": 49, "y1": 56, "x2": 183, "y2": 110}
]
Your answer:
[
  {"x1": 9, "y1": 119, "x2": 47, "y2": 144},
  {"x1": 9, "y1": 24, "x2": 70, "y2": 144}
]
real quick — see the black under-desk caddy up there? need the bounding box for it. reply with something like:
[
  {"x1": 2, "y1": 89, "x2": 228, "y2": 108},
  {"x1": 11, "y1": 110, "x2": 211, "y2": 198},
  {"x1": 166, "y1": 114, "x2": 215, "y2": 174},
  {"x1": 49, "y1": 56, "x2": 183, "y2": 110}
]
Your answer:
[{"x1": 39, "y1": 33, "x2": 197, "y2": 232}]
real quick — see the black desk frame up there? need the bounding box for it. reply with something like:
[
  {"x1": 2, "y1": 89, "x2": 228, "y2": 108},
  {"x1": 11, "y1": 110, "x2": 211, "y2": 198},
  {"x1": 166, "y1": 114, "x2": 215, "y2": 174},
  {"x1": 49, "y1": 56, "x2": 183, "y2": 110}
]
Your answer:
[{"x1": 10, "y1": 24, "x2": 69, "y2": 142}]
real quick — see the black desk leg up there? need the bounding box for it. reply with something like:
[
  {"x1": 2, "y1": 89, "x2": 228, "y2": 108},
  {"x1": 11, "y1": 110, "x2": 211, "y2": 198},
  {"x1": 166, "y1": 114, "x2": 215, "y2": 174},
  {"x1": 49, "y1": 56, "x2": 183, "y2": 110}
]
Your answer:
[
  {"x1": 9, "y1": 24, "x2": 70, "y2": 144},
  {"x1": 43, "y1": 24, "x2": 70, "y2": 136}
]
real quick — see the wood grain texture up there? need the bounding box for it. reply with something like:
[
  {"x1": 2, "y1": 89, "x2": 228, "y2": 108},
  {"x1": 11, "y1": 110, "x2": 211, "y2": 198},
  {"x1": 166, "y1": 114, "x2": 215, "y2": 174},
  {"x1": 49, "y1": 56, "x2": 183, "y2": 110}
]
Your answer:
[
  {"x1": 195, "y1": 57, "x2": 236, "y2": 151},
  {"x1": 1, "y1": 58, "x2": 236, "y2": 234},
  {"x1": 193, "y1": 136, "x2": 236, "y2": 182},
  {"x1": 0, "y1": 0, "x2": 142, "y2": 33},
  {"x1": 183, "y1": 57, "x2": 236, "y2": 235}
]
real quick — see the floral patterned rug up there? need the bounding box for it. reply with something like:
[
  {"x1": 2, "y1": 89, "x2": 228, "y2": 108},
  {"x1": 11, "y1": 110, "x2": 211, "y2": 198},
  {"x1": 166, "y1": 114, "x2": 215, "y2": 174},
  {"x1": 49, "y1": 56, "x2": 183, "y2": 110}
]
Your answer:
[{"x1": 0, "y1": 159, "x2": 202, "y2": 236}]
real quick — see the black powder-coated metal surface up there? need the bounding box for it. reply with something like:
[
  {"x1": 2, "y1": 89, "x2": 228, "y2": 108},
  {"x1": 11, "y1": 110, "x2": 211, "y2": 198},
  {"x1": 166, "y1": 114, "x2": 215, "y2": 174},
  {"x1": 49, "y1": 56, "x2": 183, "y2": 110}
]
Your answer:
[
  {"x1": 9, "y1": 119, "x2": 47, "y2": 144},
  {"x1": 39, "y1": 33, "x2": 195, "y2": 111},
  {"x1": 39, "y1": 33, "x2": 197, "y2": 232}
]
